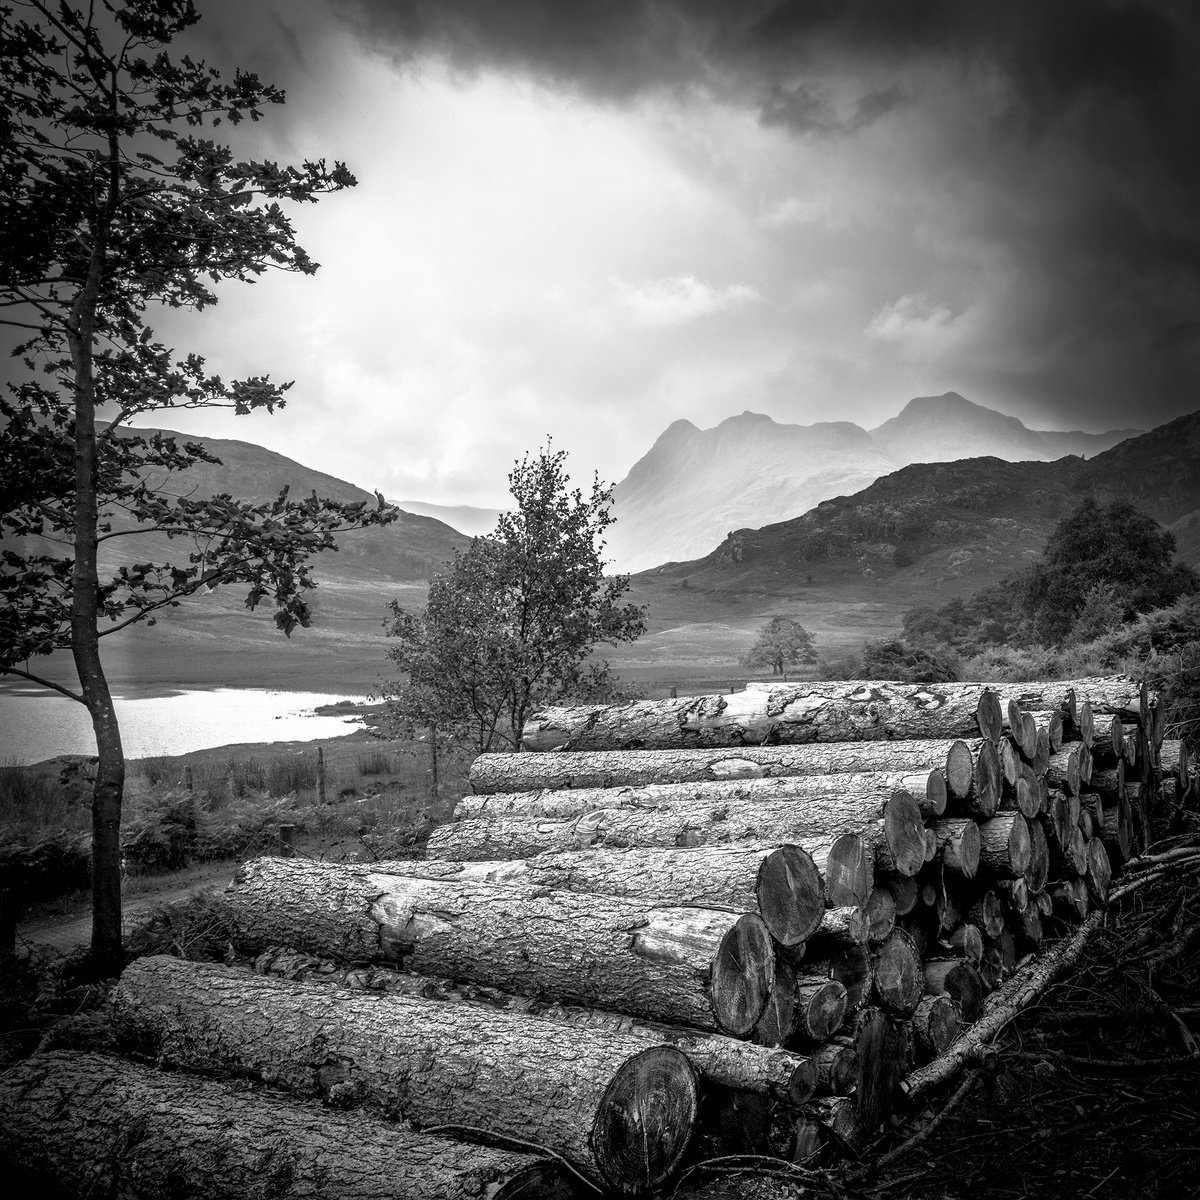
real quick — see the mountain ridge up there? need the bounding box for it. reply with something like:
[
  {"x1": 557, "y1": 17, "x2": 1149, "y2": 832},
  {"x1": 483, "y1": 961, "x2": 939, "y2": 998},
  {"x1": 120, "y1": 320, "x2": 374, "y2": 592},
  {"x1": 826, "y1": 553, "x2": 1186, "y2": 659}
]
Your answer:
[{"x1": 608, "y1": 392, "x2": 1142, "y2": 572}]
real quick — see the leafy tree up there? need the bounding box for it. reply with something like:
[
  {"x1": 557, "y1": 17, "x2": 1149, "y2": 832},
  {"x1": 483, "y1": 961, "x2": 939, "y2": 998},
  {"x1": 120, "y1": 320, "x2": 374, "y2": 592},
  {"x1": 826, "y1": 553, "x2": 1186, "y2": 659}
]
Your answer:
[
  {"x1": 860, "y1": 638, "x2": 961, "y2": 684},
  {"x1": 742, "y1": 616, "x2": 816, "y2": 676},
  {"x1": 381, "y1": 445, "x2": 646, "y2": 754},
  {"x1": 0, "y1": 0, "x2": 395, "y2": 966},
  {"x1": 1024, "y1": 497, "x2": 1197, "y2": 644}
]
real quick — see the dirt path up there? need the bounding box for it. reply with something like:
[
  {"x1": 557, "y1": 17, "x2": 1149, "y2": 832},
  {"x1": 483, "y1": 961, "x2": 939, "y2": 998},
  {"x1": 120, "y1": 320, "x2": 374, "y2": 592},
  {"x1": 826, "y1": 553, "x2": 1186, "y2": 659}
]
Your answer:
[{"x1": 17, "y1": 863, "x2": 237, "y2": 954}]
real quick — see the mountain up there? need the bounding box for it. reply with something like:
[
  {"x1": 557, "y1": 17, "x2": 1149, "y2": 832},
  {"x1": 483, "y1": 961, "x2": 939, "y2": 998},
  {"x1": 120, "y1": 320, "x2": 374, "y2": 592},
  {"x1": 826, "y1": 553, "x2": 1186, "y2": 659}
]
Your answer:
[
  {"x1": 608, "y1": 412, "x2": 897, "y2": 572},
  {"x1": 608, "y1": 394, "x2": 1141, "y2": 573},
  {"x1": 396, "y1": 500, "x2": 504, "y2": 539},
  {"x1": 624, "y1": 409, "x2": 1200, "y2": 642},
  {"x1": 869, "y1": 392, "x2": 1140, "y2": 466},
  {"x1": 5, "y1": 426, "x2": 471, "y2": 694}
]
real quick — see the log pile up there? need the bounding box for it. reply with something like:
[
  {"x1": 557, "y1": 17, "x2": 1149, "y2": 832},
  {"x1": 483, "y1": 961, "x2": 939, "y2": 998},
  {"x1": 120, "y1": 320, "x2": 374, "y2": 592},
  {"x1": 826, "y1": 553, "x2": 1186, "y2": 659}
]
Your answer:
[{"x1": 8, "y1": 674, "x2": 1194, "y2": 1199}]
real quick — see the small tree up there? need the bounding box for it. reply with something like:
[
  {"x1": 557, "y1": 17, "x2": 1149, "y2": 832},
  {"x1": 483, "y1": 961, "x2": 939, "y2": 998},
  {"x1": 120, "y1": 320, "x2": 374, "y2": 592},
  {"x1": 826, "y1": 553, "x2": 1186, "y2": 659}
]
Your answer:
[
  {"x1": 742, "y1": 616, "x2": 816, "y2": 677},
  {"x1": 0, "y1": 0, "x2": 396, "y2": 966},
  {"x1": 381, "y1": 445, "x2": 646, "y2": 754}
]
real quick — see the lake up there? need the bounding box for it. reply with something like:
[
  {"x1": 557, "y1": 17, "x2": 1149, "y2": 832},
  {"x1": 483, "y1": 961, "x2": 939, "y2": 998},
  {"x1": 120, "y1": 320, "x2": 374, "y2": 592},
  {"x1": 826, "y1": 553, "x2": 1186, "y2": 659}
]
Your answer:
[{"x1": 0, "y1": 685, "x2": 368, "y2": 764}]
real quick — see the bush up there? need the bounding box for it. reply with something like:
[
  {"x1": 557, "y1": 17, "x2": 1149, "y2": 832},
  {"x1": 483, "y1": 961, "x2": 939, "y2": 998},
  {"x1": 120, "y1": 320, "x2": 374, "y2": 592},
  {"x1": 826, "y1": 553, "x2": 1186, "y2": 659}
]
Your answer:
[{"x1": 860, "y1": 639, "x2": 961, "y2": 683}]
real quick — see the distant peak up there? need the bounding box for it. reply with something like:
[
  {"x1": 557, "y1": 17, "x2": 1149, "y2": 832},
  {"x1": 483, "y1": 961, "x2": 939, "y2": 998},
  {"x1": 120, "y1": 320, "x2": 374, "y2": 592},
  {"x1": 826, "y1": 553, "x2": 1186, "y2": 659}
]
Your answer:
[{"x1": 899, "y1": 391, "x2": 976, "y2": 413}]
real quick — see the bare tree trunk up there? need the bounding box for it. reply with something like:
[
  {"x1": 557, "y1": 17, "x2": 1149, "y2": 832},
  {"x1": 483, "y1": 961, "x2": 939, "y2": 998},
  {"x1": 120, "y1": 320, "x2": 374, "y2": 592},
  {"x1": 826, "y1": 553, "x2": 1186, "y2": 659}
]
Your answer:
[{"x1": 0, "y1": 1051, "x2": 574, "y2": 1200}]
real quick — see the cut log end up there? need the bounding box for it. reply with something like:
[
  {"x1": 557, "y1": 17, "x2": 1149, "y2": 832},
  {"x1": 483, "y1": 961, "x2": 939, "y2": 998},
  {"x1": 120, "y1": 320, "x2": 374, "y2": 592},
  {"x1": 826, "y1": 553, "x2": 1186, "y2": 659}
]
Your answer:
[
  {"x1": 756, "y1": 845, "x2": 824, "y2": 947},
  {"x1": 591, "y1": 1045, "x2": 698, "y2": 1194},
  {"x1": 976, "y1": 689, "x2": 1004, "y2": 743},
  {"x1": 872, "y1": 928, "x2": 924, "y2": 1018},
  {"x1": 883, "y1": 790, "x2": 928, "y2": 877},
  {"x1": 824, "y1": 832, "x2": 872, "y2": 908},
  {"x1": 945, "y1": 739, "x2": 974, "y2": 800},
  {"x1": 710, "y1": 914, "x2": 776, "y2": 1036}
]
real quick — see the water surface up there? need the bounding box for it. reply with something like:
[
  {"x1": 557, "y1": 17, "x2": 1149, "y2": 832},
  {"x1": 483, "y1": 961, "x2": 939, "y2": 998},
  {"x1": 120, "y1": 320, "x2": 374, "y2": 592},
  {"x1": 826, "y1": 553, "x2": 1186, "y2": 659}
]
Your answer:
[{"x1": 0, "y1": 686, "x2": 366, "y2": 764}]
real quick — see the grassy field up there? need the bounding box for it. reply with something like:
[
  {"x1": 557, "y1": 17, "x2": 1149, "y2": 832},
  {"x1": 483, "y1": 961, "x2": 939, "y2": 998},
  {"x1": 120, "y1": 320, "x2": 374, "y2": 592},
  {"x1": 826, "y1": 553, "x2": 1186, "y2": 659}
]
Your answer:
[{"x1": 1, "y1": 721, "x2": 473, "y2": 914}]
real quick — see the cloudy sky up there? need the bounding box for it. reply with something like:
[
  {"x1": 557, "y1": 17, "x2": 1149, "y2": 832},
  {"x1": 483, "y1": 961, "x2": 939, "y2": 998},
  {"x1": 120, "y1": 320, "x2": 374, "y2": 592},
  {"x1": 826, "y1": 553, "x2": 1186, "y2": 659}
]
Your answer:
[{"x1": 133, "y1": 0, "x2": 1200, "y2": 509}]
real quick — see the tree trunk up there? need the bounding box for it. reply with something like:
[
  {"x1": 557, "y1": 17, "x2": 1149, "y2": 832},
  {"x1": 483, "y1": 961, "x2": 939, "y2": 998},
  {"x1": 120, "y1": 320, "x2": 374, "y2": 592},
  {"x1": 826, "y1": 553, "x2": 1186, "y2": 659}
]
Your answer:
[
  {"x1": 455, "y1": 768, "x2": 947, "y2": 822},
  {"x1": 222, "y1": 858, "x2": 775, "y2": 1035},
  {"x1": 0, "y1": 1051, "x2": 575, "y2": 1200},
  {"x1": 113, "y1": 955, "x2": 696, "y2": 1194},
  {"x1": 67, "y1": 220, "x2": 124, "y2": 971},
  {"x1": 427, "y1": 791, "x2": 928, "y2": 878},
  {"x1": 521, "y1": 682, "x2": 1016, "y2": 751},
  {"x1": 470, "y1": 739, "x2": 983, "y2": 796},
  {"x1": 379, "y1": 842, "x2": 826, "y2": 949}
]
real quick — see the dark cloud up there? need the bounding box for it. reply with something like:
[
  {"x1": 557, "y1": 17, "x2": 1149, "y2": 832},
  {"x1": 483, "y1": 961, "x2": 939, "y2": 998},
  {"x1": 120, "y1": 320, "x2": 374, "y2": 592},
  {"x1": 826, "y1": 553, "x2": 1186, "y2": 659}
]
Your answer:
[{"x1": 326, "y1": 0, "x2": 1200, "y2": 427}]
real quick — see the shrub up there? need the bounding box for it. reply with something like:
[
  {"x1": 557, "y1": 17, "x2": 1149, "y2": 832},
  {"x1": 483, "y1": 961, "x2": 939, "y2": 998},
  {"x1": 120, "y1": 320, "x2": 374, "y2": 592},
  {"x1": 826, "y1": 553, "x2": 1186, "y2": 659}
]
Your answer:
[
  {"x1": 356, "y1": 750, "x2": 394, "y2": 777},
  {"x1": 860, "y1": 639, "x2": 961, "y2": 683}
]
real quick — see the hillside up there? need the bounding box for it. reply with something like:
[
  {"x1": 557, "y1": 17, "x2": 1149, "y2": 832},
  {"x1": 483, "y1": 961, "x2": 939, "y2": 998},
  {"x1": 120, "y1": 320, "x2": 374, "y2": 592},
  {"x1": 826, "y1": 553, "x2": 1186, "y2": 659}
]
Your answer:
[
  {"x1": 622, "y1": 410, "x2": 1200, "y2": 656},
  {"x1": 608, "y1": 393, "x2": 1140, "y2": 573},
  {"x1": 4, "y1": 426, "x2": 470, "y2": 694}
]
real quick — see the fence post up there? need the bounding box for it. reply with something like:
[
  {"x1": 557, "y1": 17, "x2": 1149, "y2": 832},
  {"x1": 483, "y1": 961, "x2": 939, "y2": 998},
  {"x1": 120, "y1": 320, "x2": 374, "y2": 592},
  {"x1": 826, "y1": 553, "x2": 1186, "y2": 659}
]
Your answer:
[
  {"x1": 669, "y1": 686, "x2": 677, "y2": 699},
  {"x1": 317, "y1": 747, "x2": 327, "y2": 805},
  {"x1": 278, "y1": 825, "x2": 295, "y2": 858}
]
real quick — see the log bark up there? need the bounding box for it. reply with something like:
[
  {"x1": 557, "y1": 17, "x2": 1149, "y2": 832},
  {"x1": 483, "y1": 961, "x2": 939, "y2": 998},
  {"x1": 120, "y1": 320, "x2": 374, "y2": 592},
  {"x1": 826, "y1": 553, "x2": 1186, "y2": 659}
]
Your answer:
[
  {"x1": 222, "y1": 858, "x2": 774, "y2": 1035},
  {"x1": 808, "y1": 944, "x2": 873, "y2": 1015},
  {"x1": 810, "y1": 1039, "x2": 858, "y2": 1095},
  {"x1": 924, "y1": 960, "x2": 985, "y2": 1023},
  {"x1": 0, "y1": 1051, "x2": 575, "y2": 1200},
  {"x1": 966, "y1": 891, "x2": 1005, "y2": 940},
  {"x1": 1046, "y1": 746, "x2": 1082, "y2": 796},
  {"x1": 250, "y1": 947, "x2": 817, "y2": 1106},
  {"x1": 379, "y1": 842, "x2": 825, "y2": 948},
  {"x1": 522, "y1": 682, "x2": 1016, "y2": 752},
  {"x1": 455, "y1": 769, "x2": 948, "y2": 822},
  {"x1": 976, "y1": 813, "x2": 1032, "y2": 879},
  {"x1": 803, "y1": 905, "x2": 869, "y2": 954},
  {"x1": 112, "y1": 956, "x2": 696, "y2": 1194},
  {"x1": 788, "y1": 977, "x2": 849, "y2": 1045},
  {"x1": 910, "y1": 994, "x2": 960, "y2": 1061},
  {"x1": 428, "y1": 792, "x2": 928, "y2": 879},
  {"x1": 932, "y1": 818, "x2": 982, "y2": 879},
  {"x1": 470, "y1": 739, "x2": 988, "y2": 796}
]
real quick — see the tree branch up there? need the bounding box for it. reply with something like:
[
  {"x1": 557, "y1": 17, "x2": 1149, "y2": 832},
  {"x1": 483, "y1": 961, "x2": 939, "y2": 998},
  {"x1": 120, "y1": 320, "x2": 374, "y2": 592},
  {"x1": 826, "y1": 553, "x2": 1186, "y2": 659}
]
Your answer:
[{"x1": 0, "y1": 665, "x2": 86, "y2": 705}]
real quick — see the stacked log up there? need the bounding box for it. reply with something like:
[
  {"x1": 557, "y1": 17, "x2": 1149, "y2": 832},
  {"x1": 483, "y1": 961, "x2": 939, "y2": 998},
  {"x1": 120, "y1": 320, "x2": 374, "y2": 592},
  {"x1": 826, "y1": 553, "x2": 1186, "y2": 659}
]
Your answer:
[{"x1": 16, "y1": 674, "x2": 1175, "y2": 1196}]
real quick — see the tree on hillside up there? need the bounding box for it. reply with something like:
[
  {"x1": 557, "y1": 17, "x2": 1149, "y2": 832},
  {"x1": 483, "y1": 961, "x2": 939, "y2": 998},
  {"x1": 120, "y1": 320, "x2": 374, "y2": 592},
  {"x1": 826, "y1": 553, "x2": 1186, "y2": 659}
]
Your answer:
[
  {"x1": 742, "y1": 616, "x2": 816, "y2": 677},
  {"x1": 380, "y1": 445, "x2": 646, "y2": 754},
  {"x1": 0, "y1": 0, "x2": 395, "y2": 967},
  {"x1": 1024, "y1": 497, "x2": 1197, "y2": 644}
]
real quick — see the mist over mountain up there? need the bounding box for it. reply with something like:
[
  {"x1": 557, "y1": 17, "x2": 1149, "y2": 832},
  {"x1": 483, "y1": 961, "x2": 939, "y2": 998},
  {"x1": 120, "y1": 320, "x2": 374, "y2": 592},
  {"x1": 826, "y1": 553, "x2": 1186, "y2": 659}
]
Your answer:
[
  {"x1": 627, "y1": 408, "x2": 1200, "y2": 638},
  {"x1": 395, "y1": 500, "x2": 504, "y2": 540},
  {"x1": 608, "y1": 393, "x2": 1141, "y2": 573}
]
